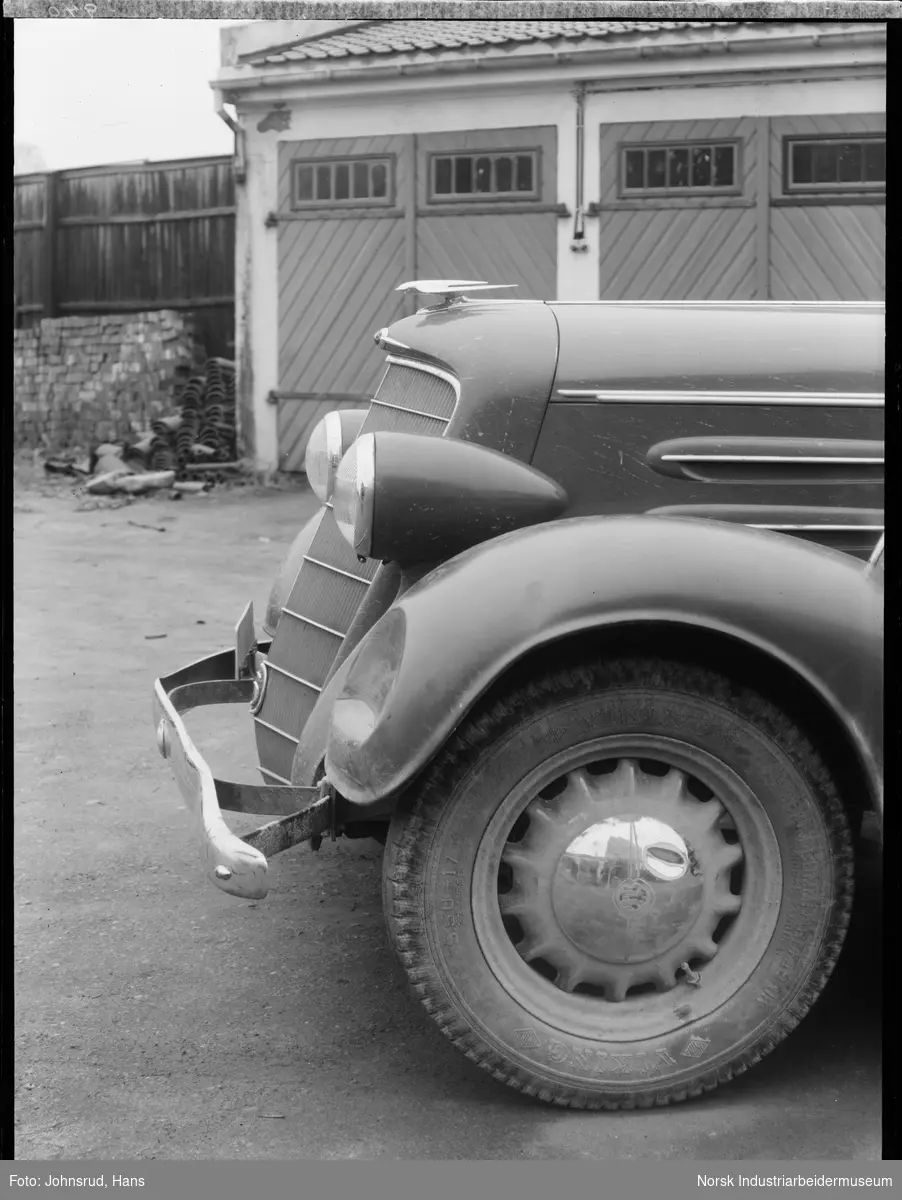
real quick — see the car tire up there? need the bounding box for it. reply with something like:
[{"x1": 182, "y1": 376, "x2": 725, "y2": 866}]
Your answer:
[{"x1": 382, "y1": 656, "x2": 854, "y2": 1109}]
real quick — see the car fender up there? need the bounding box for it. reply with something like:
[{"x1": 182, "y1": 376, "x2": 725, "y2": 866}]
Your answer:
[{"x1": 324, "y1": 516, "x2": 883, "y2": 812}]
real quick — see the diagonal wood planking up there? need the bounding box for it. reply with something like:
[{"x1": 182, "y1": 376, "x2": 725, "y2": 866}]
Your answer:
[
  {"x1": 598, "y1": 207, "x2": 756, "y2": 300},
  {"x1": 276, "y1": 127, "x2": 560, "y2": 469},
  {"x1": 768, "y1": 114, "x2": 885, "y2": 301},
  {"x1": 277, "y1": 135, "x2": 409, "y2": 469},
  {"x1": 415, "y1": 126, "x2": 558, "y2": 299},
  {"x1": 416, "y1": 213, "x2": 557, "y2": 299},
  {"x1": 596, "y1": 118, "x2": 758, "y2": 301}
]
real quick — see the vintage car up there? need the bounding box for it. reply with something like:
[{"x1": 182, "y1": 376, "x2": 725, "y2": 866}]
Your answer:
[{"x1": 154, "y1": 282, "x2": 884, "y2": 1110}]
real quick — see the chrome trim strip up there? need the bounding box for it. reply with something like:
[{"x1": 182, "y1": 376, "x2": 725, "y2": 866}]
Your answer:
[
  {"x1": 549, "y1": 301, "x2": 885, "y2": 311},
  {"x1": 302, "y1": 554, "x2": 371, "y2": 586},
  {"x1": 252, "y1": 716, "x2": 301, "y2": 745},
  {"x1": 259, "y1": 766, "x2": 293, "y2": 786},
  {"x1": 353, "y1": 433, "x2": 376, "y2": 558},
  {"x1": 280, "y1": 606, "x2": 344, "y2": 640},
  {"x1": 370, "y1": 397, "x2": 451, "y2": 422},
  {"x1": 869, "y1": 534, "x2": 885, "y2": 566},
  {"x1": 748, "y1": 524, "x2": 885, "y2": 532},
  {"x1": 384, "y1": 354, "x2": 462, "y2": 400},
  {"x1": 557, "y1": 390, "x2": 884, "y2": 407},
  {"x1": 265, "y1": 661, "x2": 323, "y2": 694},
  {"x1": 661, "y1": 454, "x2": 884, "y2": 465}
]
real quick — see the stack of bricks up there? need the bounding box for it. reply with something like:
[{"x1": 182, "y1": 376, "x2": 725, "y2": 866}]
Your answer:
[{"x1": 14, "y1": 310, "x2": 204, "y2": 452}]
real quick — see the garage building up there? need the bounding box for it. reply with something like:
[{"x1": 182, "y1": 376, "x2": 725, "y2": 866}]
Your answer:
[{"x1": 214, "y1": 18, "x2": 886, "y2": 471}]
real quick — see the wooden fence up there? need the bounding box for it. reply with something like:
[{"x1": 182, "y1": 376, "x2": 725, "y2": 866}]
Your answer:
[{"x1": 13, "y1": 155, "x2": 236, "y2": 359}]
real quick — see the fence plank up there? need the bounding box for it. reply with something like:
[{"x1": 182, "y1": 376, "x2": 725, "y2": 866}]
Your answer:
[
  {"x1": 42, "y1": 172, "x2": 59, "y2": 320},
  {"x1": 14, "y1": 156, "x2": 236, "y2": 357}
]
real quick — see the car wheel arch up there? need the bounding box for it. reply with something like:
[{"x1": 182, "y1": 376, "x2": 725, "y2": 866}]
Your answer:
[{"x1": 388, "y1": 618, "x2": 879, "y2": 827}]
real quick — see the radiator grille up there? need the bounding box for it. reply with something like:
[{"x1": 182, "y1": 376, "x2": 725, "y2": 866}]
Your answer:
[
  {"x1": 364, "y1": 361, "x2": 458, "y2": 433},
  {"x1": 254, "y1": 359, "x2": 458, "y2": 782}
]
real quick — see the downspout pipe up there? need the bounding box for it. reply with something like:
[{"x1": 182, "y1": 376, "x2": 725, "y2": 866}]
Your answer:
[
  {"x1": 571, "y1": 84, "x2": 588, "y2": 252},
  {"x1": 214, "y1": 88, "x2": 246, "y2": 184}
]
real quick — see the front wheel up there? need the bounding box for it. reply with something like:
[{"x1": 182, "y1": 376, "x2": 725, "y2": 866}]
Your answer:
[{"x1": 383, "y1": 657, "x2": 853, "y2": 1109}]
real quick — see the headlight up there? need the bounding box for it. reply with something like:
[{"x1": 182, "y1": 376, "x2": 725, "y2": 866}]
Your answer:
[
  {"x1": 304, "y1": 408, "x2": 368, "y2": 503},
  {"x1": 333, "y1": 433, "x2": 376, "y2": 557},
  {"x1": 332, "y1": 431, "x2": 568, "y2": 564}
]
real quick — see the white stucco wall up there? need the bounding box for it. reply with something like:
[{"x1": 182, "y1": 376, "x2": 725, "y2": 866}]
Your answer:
[{"x1": 234, "y1": 70, "x2": 884, "y2": 470}]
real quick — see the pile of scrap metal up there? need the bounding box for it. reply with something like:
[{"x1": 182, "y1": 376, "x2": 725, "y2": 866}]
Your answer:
[
  {"x1": 78, "y1": 358, "x2": 238, "y2": 497},
  {"x1": 145, "y1": 357, "x2": 237, "y2": 475}
]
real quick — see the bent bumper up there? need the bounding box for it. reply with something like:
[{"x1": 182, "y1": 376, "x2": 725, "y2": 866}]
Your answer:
[{"x1": 153, "y1": 629, "x2": 332, "y2": 901}]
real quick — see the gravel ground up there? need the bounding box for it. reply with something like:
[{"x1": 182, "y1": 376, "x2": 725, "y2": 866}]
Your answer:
[{"x1": 13, "y1": 467, "x2": 882, "y2": 1160}]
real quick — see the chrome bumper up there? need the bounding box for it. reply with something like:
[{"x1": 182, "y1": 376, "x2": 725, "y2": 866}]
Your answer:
[{"x1": 152, "y1": 606, "x2": 332, "y2": 901}]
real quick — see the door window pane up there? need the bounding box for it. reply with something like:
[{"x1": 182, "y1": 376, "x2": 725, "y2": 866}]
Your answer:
[
  {"x1": 624, "y1": 150, "x2": 645, "y2": 190},
  {"x1": 371, "y1": 163, "x2": 387, "y2": 197},
  {"x1": 495, "y1": 156, "x2": 513, "y2": 193},
  {"x1": 713, "y1": 146, "x2": 734, "y2": 187},
  {"x1": 434, "y1": 158, "x2": 452, "y2": 195},
  {"x1": 647, "y1": 149, "x2": 666, "y2": 188},
  {"x1": 864, "y1": 142, "x2": 885, "y2": 183},
  {"x1": 668, "y1": 148, "x2": 689, "y2": 188},
  {"x1": 295, "y1": 165, "x2": 314, "y2": 202},
  {"x1": 316, "y1": 166, "x2": 332, "y2": 201},
  {"x1": 515, "y1": 155, "x2": 534, "y2": 191},
  {"x1": 813, "y1": 145, "x2": 837, "y2": 184},
  {"x1": 691, "y1": 147, "x2": 712, "y2": 187},
  {"x1": 454, "y1": 156, "x2": 473, "y2": 194},
  {"x1": 352, "y1": 161, "x2": 370, "y2": 198}
]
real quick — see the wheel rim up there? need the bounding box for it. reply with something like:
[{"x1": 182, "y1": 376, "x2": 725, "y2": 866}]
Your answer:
[{"x1": 471, "y1": 733, "x2": 783, "y2": 1042}]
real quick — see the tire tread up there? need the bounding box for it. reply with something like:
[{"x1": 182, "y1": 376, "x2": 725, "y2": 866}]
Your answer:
[{"x1": 384, "y1": 657, "x2": 853, "y2": 1110}]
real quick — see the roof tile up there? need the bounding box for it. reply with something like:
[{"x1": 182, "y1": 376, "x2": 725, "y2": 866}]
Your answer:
[{"x1": 252, "y1": 19, "x2": 741, "y2": 66}]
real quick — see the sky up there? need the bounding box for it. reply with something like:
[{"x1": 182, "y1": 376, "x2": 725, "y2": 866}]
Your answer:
[{"x1": 14, "y1": 19, "x2": 247, "y2": 171}]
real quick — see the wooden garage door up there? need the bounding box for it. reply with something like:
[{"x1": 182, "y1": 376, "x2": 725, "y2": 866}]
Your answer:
[
  {"x1": 276, "y1": 127, "x2": 559, "y2": 472},
  {"x1": 415, "y1": 127, "x2": 559, "y2": 300},
  {"x1": 276, "y1": 135, "x2": 411, "y2": 472},
  {"x1": 596, "y1": 119, "x2": 759, "y2": 300},
  {"x1": 768, "y1": 115, "x2": 885, "y2": 300}
]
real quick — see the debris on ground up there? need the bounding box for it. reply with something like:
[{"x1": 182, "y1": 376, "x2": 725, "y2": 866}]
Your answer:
[
  {"x1": 127, "y1": 520, "x2": 168, "y2": 534},
  {"x1": 85, "y1": 470, "x2": 176, "y2": 496},
  {"x1": 74, "y1": 496, "x2": 134, "y2": 512},
  {"x1": 71, "y1": 358, "x2": 242, "y2": 502},
  {"x1": 44, "y1": 457, "x2": 91, "y2": 478},
  {"x1": 84, "y1": 470, "x2": 134, "y2": 495}
]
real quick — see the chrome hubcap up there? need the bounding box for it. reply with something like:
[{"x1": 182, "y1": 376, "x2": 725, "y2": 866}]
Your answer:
[
  {"x1": 470, "y1": 733, "x2": 785, "y2": 1039},
  {"x1": 500, "y1": 759, "x2": 743, "y2": 1001}
]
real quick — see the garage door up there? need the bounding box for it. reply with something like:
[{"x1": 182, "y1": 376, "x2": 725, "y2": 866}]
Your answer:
[
  {"x1": 414, "y1": 126, "x2": 559, "y2": 300},
  {"x1": 276, "y1": 127, "x2": 559, "y2": 472},
  {"x1": 768, "y1": 115, "x2": 885, "y2": 300},
  {"x1": 595, "y1": 118, "x2": 759, "y2": 300},
  {"x1": 275, "y1": 135, "x2": 411, "y2": 472}
]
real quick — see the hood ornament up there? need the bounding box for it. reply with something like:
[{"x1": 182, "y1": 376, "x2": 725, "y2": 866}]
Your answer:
[{"x1": 396, "y1": 279, "x2": 518, "y2": 311}]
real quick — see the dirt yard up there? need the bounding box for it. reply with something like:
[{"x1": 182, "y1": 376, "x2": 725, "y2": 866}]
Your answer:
[{"x1": 13, "y1": 464, "x2": 883, "y2": 1160}]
